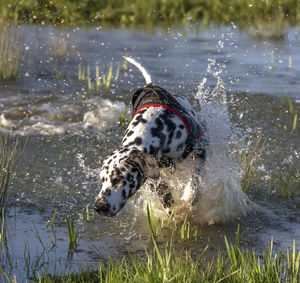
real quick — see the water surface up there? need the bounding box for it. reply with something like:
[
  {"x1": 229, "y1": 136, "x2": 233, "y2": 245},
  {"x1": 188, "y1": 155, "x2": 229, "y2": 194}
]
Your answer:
[{"x1": 0, "y1": 24, "x2": 299, "y2": 279}]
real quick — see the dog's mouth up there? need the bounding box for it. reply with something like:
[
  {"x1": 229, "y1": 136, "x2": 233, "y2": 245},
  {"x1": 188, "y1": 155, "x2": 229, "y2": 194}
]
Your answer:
[{"x1": 93, "y1": 199, "x2": 116, "y2": 217}]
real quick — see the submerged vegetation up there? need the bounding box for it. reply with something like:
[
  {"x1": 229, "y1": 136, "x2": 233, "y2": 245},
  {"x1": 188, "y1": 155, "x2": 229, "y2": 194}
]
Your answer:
[{"x1": 1, "y1": 0, "x2": 299, "y2": 31}]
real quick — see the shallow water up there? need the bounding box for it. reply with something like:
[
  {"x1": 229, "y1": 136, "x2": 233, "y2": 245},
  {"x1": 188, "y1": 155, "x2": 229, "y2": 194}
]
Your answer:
[{"x1": 0, "y1": 24, "x2": 299, "y2": 279}]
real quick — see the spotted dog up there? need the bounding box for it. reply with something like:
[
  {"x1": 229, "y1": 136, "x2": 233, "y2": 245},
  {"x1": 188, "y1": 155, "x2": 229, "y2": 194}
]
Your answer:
[{"x1": 94, "y1": 57, "x2": 207, "y2": 216}]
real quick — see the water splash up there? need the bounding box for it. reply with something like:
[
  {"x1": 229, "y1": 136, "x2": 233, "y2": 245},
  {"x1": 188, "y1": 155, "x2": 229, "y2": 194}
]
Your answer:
[
  {"x1": 132, "y1": 59, "x2": 255, "y2": 224},
  {"x1": 190, "y1": 58, "x2": 254, "y2": 224},
  {"x1": 0, "y1": 97, "x2": 126, "y2": 135}
]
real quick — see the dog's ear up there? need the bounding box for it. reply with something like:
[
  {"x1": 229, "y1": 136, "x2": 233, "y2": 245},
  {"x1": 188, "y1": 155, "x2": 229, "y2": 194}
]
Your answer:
[{"x1": 126, "y1": 152, "x2": 159, "y2": 180}]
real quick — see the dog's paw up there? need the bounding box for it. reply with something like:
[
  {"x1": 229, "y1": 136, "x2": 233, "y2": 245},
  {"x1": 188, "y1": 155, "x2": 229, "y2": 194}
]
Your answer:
[{"x1": 172, "y1": 200, "x2": 192, "y2": 222}]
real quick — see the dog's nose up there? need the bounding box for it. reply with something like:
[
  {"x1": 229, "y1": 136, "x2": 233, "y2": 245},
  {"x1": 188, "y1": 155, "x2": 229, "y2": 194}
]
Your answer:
[{"x1": 94, "y1": 198, "x2": 112, "y2": 216}]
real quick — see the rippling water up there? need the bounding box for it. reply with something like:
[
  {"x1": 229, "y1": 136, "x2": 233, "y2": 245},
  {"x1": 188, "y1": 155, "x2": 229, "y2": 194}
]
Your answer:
[{"x1": 0, "y1": 24, "x2": 299, "y2": 279}]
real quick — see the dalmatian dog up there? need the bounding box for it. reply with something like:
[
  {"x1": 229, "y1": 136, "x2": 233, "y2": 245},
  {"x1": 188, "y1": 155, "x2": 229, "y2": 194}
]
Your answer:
[{"x1": 94, "y1": 57, "x2": 207, "y2": 217}]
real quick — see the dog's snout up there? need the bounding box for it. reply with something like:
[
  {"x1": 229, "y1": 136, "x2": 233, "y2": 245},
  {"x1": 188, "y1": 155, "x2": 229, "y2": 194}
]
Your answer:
[{"x1": 94, "y1": 198, "x2": 112, "y2": 216}]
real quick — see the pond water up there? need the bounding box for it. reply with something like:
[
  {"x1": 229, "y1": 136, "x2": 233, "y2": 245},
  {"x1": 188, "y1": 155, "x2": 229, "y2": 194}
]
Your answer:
[{"x1": 0, "y1": 24, "x2": 299, "y2": 280}]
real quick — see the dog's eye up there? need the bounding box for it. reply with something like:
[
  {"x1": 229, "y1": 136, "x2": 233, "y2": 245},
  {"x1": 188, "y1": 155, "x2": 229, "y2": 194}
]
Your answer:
[{"x1": 111, "y1": 177, "x2": 123, "y2": 187}]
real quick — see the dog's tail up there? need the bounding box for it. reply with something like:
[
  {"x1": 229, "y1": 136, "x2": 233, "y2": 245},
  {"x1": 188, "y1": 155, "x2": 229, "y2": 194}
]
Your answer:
[{"x1": 123, "y1": 56, "x2": 152, "y2": 85}]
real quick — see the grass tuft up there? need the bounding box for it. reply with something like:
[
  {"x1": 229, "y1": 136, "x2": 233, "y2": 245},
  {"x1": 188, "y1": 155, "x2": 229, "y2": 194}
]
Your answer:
[
  {"x1": 0, "y1": 5, "x2": 21, "y2": 80},
  {"x1": 0, "y1": 136, "x2": 23, "y2": 211},
  {"x1": 78, "y1": 62, "x2": 122, "y2": 90},
  {"x1": 271, "y1": 170, "x2": 300, "y2": 199},
  {"x1": 237, "y1": 132, "x2": 266, "y2": 192},
  {"x1": 65, "y1": 215, "x2": 79, "y2": 253},
  {"x1": 37, "y1": 222, "x2": 300, "y2": 282}
]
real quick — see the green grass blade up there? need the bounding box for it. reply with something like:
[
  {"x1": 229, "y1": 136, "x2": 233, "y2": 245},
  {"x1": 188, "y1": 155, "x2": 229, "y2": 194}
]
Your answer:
[
  {"x1": 51, "y1": 209, "x2": 57, "y2": 230},
  {"x1": 287, "y1": 96, "x2": 294, "y2": 112},
  {"x1": 147, "y1": 203, "x2": 157, "y2": 238},
  {"x1": 292, "y1": 114, "x2": 297, "y2": 131}
]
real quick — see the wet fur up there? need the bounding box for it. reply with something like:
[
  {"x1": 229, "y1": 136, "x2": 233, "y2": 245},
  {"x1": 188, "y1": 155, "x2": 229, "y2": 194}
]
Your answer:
[
  {"x1": 94, "y1": 58, "x2": 207, "y2": 217},
  {"x1": 94, "y1": 95, "x2": 207, "y2": 216}
]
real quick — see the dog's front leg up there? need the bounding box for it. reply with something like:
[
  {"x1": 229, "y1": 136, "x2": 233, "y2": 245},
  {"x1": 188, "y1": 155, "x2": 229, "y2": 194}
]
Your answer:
[{"x1": 153, "y1": 182, "x2": 174, "y2": 214}]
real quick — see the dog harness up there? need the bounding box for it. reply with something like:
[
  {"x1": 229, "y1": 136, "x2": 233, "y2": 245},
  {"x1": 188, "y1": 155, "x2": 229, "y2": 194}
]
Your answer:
[{"x1": 131, "y1": 84, "x2": 205, "y2": 157}]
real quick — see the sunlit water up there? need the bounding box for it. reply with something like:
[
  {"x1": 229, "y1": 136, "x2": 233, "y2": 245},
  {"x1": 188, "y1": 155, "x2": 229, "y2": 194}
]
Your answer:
[{"x1": 0, "y1": 24, "x2": 299, "y2": 279}]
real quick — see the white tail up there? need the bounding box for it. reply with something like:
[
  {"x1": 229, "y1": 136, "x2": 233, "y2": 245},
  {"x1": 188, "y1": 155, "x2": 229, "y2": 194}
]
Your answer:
[{"x1": 123, "y1": 56, "x2": 152, "y2": 85}]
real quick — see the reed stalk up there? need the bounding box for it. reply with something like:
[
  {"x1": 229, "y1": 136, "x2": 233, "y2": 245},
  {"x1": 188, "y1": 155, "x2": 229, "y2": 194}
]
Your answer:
[
  {"x1": 0, "y1": 136, "x2": 19, "y2": 211},
  {"x1": 95, "y1": 65, "x2": 101, "y2": 88},
  {"x1": 0, "y1": 5, "x2": 21, "y2": 80}
]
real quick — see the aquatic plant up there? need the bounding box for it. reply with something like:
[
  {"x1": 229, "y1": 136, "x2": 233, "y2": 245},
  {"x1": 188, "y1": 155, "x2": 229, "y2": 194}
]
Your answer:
[
  {"x1": 281, "y1": 90, "x2": 298, "y2": 131},
  {"x1": 79, "y1": 205, "x2": 95, "y2": 223},
  {"x1": 146, "y1": 203, "x2": 158, "y2": 238},
  {"x1": 35, "y1": 223, "x2": 300, "y2": 282},
  {"x1": 77, "y1": 63, "x2": 121, "y2": 90},
  {"x1": 119, "y1": 107, "x2": 130, "y2": 126},
  {"x1": 0, "y1": 5, "x2": 21, "y2": 80},
  {"x1": 65, "y1": 215, "x2": 79, "y2": 252},
  {"x1": 271, "y1": 170, "x2": 300, "y2": 199},
  {"x1": 237, "y1": 132, "x2": 266, "y2": 192},
  {"x1": 0, "y1": 136, "x2": 20, "y2": 212},
  {"x1": 0, "y1": 208, "x2": 5, "y2": 249},
  {"x1": 1, "y1": 207, "x2": 300, "y2": 282},
  {"x1": 78, "y1": 63, "x2": 85, "y2": 81}
]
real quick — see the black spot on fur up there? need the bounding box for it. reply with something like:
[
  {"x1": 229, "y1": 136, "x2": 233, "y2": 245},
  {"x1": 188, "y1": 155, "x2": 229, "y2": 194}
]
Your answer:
[
  {"x1": 105, "y1": 189, "x2": 111, "y2": 196},
  {"x1": 164, "y1": 147, "x2": 170, "y2": 153},
  {"x1": 176, "y1": 130, "x2": 182, "y2": 139},
  {"x1": 119, "y1": 147, "x2": 129, "y2": 153},
  {"x1": 131, "y1": 114, "x2": 148, "y2": 127},
  {"x1": 160, "y1": 111, "x2": 176, "y2": 147},
  {"x1": 122, "y1": 189, "x2": 127, "y2": 200},
  {"x1": 119, "y1": 156, "x2": 127, "y2": 162},
  {"x1": 134, "y1": 137, "x2": 142, "y2": 145},
  {"x1": 126, "y1": 173, "x2": 134, "y2": 182},
  {"x1": 179, "y1": 124, "x2": 184, "y2": 129},
  {"x1": 176, "y1": 143, "x2": 183, "y2": 151},
  {"x1": 131, "y1": 149, "x2": 139, "y2": 155},
  {"x1": 149, "y1": 117, "x2": 166, "y2": 155},
  {"x1": 126, "y1": 130, "x2": 134, "y2": 137},
  {"x1": 125, "y1": 137, "x2": 143, "y2": 147},
  {"x1": 136, "y1": 109, "x2": 147, "y2": 115}
]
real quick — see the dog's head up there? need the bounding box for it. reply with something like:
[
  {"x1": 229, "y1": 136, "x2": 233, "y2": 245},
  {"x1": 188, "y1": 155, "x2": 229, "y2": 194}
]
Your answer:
[{"x1": 94, "y1": 149, "x2": 159, "y2": 216}]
